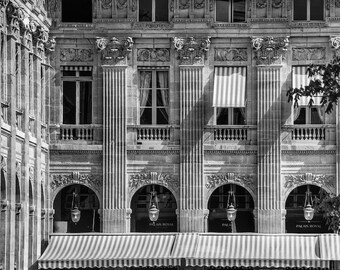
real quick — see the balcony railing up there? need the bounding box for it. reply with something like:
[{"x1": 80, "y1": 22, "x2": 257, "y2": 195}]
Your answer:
[
  {"x1": 137, "y1": 126, "x2": 171, "y2": 141},
  {"x1": 283, "y1": 125, "x2": 335, "y2": 142},
  {"x1": 206, "y1": 125, "x2": 257, "y2": 143},
  {"x1": 60, "y1": 125, "x2": 101, "y2": 141}
]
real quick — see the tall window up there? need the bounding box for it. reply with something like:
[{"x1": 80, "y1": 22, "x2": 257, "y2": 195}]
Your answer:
[
  {"x1": 215, "y1": 108, "x2": 245, "y2": 125},
  {"x1": 139, "y1": 0, "x2": 169, "y2": 21},
  {"x1": 62, "y1": 67, "x2": 92, "y2": 125},
  {"x1": 293, "y1": 0, "x2": 324, "y2": 21},
  {"x1": 139, "y1": 69, "x2": 169, "y2": 125},
  {"x1": 294, "y1": 107, "x2": 324, "y2": 125},
  {"x1": 216, "y1": 0, "x2": 246, "y2": 22},
  {"x1": 62, "y1": 0, "x2": 92, "y2": 22}
]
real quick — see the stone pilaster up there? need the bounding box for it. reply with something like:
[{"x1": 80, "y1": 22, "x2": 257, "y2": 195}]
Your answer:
[
  {"x1": 252, "y1": 36, "x2": 289, "y2": 233},
  {"x1": 98, "y1": 37, "x2": 133, "y2": 232}
]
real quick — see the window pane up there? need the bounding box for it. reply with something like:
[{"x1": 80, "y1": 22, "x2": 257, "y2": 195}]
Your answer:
[
  {"x1": 140, "y1": 108, "x2": 152, "y2": 124},
  {"x1": 157, "y1": 108, "x2": 168, "y2": 124},
  {"x1": 79, "y1": 70, "x2": 92, "y2": 77},
  {"x1": 216, "y1": 108, "x2": 229, "y2": 125},
  {"x1": 311, "y1": 107, "x2": 322, "y2": 124},
  {"x1": 62, "y1": 70, "x2": 76, "y2": 77},
  {"x1": 139, "y1": 0, "x2": 152, "y2": 21},
  {"x1": 233, "y1": 108, "x2": 245, "y2": 125},
  {"x1": 233, "y1": 0, "x2": 245, "y2": 22},
  {"x1": 140, "y1": 89, "x2": 152, "y2": 107},
  {"x1": 157, "y1": 90, "x2": 169, "y2": 106},
  {"x1": 216, "y1": 0, "x2": 230, "y2": 22},
  {"x1": 79, "y1": 82, "x2": 92, "y2": 124},
  {"x1": 156, "y1": 71, "x2": 168, "y2": 88},
  {"x1": 62, "y1": 0, "x2": 92, "y2": 23},
  {"x1": 294, "y1": 108, "x2": 306, "y2": 124},
  {"x1": 156, "y1": 0, "x2": 169, "y2": 21},
  {"x1": 294, "y1": 0, "x2": 307, "y2": 20},
  {"x1": 310, "y1": 0, "x2": 324, "y2": 20},
  {"x1": 63, "y1": 81, "x2": 76, "y2": 124},
  {"x1": 140, "y1": 71, "x2": 152, "y2": 89}
]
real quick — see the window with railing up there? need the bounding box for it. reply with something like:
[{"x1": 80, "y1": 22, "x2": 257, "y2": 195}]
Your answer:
[
  {"x1": 139, "y1": 0, "x2": 169, "y2": 22},
  {"x1": 293, "y1": 0, "x2": 324, "y2": 21},
  {"x1": 215, "y1": 0, "x2": 246, "y2": 22}
]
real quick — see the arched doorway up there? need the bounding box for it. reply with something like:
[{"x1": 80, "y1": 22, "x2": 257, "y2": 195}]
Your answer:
[
  {"x1": 208, "y1": 184, "x2": 255, "y2": 233},
  {"x1": 130, "y1": 185, "x2": 177, "y2": 232},
  {"x1": 53, "y1": 184, "x2": 100, "y2": 233},
  {"x1": 285, "y1": 185, "x2": 331, "y2": 233}
]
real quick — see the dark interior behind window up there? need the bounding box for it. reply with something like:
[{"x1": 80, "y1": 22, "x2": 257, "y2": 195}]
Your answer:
[
  {"x1": 63, "y1": 82, "x2": 76, "y2": 124},
  {"x1": 233, "y1": 0, "x2": 245, "y2": 22},
  {"x1": 293, "y1": 0, "x2": 307, "y2": 20},
  {"x1": 62, "y1": 0, "x2": 92, "y2": 23},
  {"x1": 156, "y1": 0, "x2": 169, "y2": 21},
  {"x1": 139, "y1": 0, "x2": 152, "y2": 21},
  {"x1": 310, "y1": 0, "x2": 324, "y2": 20},
  {"x1": 216, "y1": 0, "x2": 230, "y2": 22}
]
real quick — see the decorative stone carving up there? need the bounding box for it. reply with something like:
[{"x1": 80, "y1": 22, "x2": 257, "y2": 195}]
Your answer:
[
  {"x1": 117, "y1": 0, "x2": 127, "y2": 9},
  {"x1": 179, "y1": 0, "x2": 190, "y2": 9},
  {"x1": 131, "y1": 0, "x2": 137, "y2": 12},
  {"x1": 29, "y1": 166, "x2": 34, "y2": 182},
  {"x1": 60, "y1": 48, "x2": 93, "y2": 62},
  {"x1": 51, "y1": 172, "x2": 102, "y2": 191},
  {"x1": 0, "y1": 156, "x2": 7, "y2": 172},
  {"x1": 1, "y1": 200, "x2": 8, "y2": 212},
  {"x1": 101, "y1": 0, "x2": 112, "y2": 9},
  {"x1": 256, "y1": 0, "x2": 267, "y2": 8},
  {"x1": 251, "y1": 36, "x2": 289, "y2": 65},
  {"x1": 0, "y1": 0, "x2": 9, "y2": 8},
  {"x1": 209, "y1": 0, "x2": 214, "y2": 11},
  {"x1": 214, "y1": 48, "x2": 247, "y2": 61},
  {"x1": 173, "y1": 36, "x2": 211, "y2": 65},
  {"x1": 41, "y1": 170, "x2": 45, "y2": 184},
  {"x1": 170, "y1": 0, "x2": 174, "y2": 11},
  {"x1": 272, "y1": 0, "x2": 284, "y2": 8},
  {"x1": 132, "y1": 22, "x2": 174, "y2": 30},
  {"x1": 45, "y1": 37, "x2": 56, "y2": 52},
  {"x1": 194, "y1": 0, "x2": 205, "y2": 9},
  {"x1": 15, "y1": 161, "x2": 21, "y2": 180},
  {"x1": 46, "y1": 0, "x2": 59, "y2": 14},
  {"x1": 96, "y1": 37, "x2": 133, "y2": 65},
  {"x1": 330, "y1": 36, "x2": 340, "y2": 50},
  {"x1": 336, "y1": 0, "x2": 340, "y2": 7},
  {"x1": 292, "y1": 48, "x2": 326, "y2": 61},
  {"x1": 285, "y1": 173, "x2": 335, "y2": 191},
  {"x1": 137, "y1": 48, "x2": 170, "y2": 62},
  {"x1": 129, "y1": 172, "x2": 179, "y2": 192},
  {"x1": 206, "y1": 173, "x2": 256, "y2": 193}
]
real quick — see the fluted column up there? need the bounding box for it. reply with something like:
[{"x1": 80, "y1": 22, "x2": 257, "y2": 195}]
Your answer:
[{"x1": 252, "y1": 36, "x2": 289, "y2": 233}]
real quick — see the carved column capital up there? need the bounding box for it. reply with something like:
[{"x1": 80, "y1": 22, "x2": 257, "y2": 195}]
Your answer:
[
  {"x1": 173, "y1": 36, "x2": 211, "y2": 65},
  {"x1": 251, "y1": 36, "x2": 289, "y2": 65},
  {"x1": 330, "y1": 36, "x2": 340, "y2": 50},
  {"x1": 96, "y1": 36, "x2": 133, "y2": 65},
  {"x1": 45, "y1": 37, "x2": 56, "y2": 52}
]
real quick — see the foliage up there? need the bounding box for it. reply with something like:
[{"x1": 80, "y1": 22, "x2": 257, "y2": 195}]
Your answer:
[
  {"x1": 315, "y1": 191, "x2": 340, "y2": 234},
  {"x1": 287, "y1": 56, "x2": 340, "y2": 114}
]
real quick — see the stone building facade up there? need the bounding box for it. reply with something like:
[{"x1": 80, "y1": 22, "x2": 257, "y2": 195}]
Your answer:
[{"x1": 2, "y1": 0, "x2": 340, "y2": 269}]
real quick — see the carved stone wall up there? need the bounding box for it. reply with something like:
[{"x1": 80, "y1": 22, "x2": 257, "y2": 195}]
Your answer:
[
  {"x1": 214, "y1": 48, "x2": 248, "y2": 62},
  {"x1": 60, "y1": 48, "x2": 93, "y2": 62},
  {"x1": 292, "y1": 48, "x2": 326, "y2": 61},
  {"x1": 137, "y1": 48, "x2": 170, "y2": 62}
]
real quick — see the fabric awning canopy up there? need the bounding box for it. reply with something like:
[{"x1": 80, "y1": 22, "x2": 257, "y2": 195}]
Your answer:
[
  {"x1": 213, "y1": 66, "x2": 246, "y2": 107},
  {"x1": 186, "y1": 234, "x2": 329, "y2": 268},
  {"x1": 38, "y1": 233, "x2": 180, "y2": 269},
  {"x1": 319, "y1": 234, "x2": 340, "y2": 260},
  {"x1": 292, "y1": 66, "x2": 322, "y2": 106}
]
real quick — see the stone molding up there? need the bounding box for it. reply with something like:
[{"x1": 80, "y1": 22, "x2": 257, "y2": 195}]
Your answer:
[
  {"x1": 129, "y1": 171, "x2": 179, "y2": 193},
  {"x1": 60, "y1": 48, "x2": 93, "y2": 62},
  {"x1": 173, "y1": 36, "x2": 211, "y2": 65},
  {"x1": 137, "y1": 48, "x2": 170, "y2": 62},
  {"x1": 251, "y1": 36, "x2": 289, "y2": 65},
  {"x1": 282, "y1": 150, "x2": 336, "y2": 155},
  {"x1": 284, "y1": 173, "x2": 335, "y2": 195},
  {"x1": 292, "y1": 47, "x2": 326, "y2": 61},
  {"x1": 204, "y1": 150, "x2": 257, "y2": 155},
  {"x1": 96, "y1": 36, "x2": 133, "y2": 65},
  {"x1": 50, "y1": 172, "x2": 102, "y2": 193},
  {"x1": 214, "y1": 48, "x2": 248, "y2": 62},
  {"x1": 206, "y1": 173, "x2": 256, "y2": 195},
  {"x1": 0, "y1": 155, "x2": 7, "y2": 172},
  {"x1": 132, "y1": 22, "x2": 174, "y2": 30},
  {"x1": 127, "y1": 150, "x2": 179, "y2": 155}
]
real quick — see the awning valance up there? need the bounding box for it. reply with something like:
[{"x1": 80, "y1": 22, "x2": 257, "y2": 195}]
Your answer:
[
  {"x1": 319, "y1": 234, "x2": 340, "y2": 260},
  {"x1": 213, "y1": 67, "x2": 246, "y2": 108},
  {"x1": 292, "y1": 66, "x2": 322, "y2": 106},
  {"x1": 186, "y1": 234, "x2": 329, "y2": 269},
  {"x1": 38, "y1": 233, "x2": 180, "y2": 269}
]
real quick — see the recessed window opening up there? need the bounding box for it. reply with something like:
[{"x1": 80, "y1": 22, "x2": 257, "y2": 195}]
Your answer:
[
  {"x1": 294, "y1": 107, "x2": 324, "y2": 125},
  {"x1": 62, "y1": 0, "x2": 93, "y2": 23},
  {"x1": 139, "y1": 0, "x2": 169, "y2": 22},
  {"x1": 216, "y1": 0, "x2": 246, "y2": 22},
  {"x1": 293, "y1": 0, "x2": 324, "y2": 21}
]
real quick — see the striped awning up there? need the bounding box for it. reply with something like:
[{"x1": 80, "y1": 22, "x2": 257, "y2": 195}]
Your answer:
[
  {"x1": 319, "y1": 234, "x2": 340, "y2": 260},
  {"x1": 38, "y1": 233, "x2": 180, "y2": 269},
  {"x1": 186, "y1": 234, "x2": 329, "y2": 268},
  {"x1": 213, "y1": 66, "x2": 246, "y2": 107},
  {"x1": 292, "y1": 66, "x2": 322, "y2": 106}
]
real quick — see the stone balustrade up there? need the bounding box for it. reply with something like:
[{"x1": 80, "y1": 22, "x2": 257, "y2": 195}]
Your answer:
[
  {"x1": 60, "y1": 125, "x2": 101, "y2": 141},
  {"x1": 136, "y1": 126, "x2": 171, "y2": 141}
]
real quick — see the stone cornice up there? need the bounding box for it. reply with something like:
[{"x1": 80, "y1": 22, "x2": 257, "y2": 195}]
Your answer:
[
  {"x1": 50, "y1": 149, "x2": 102, "y2": 155},
  {"x1": 251, "y1": 36, "x2": 289, "y2": 65},
  {"x1": 204, "y1": 150, "x2": 257, "y2": 155},
  {"x1": 127, "y1": 150, "x2": 179, "y2": 155},
  {"x1": 96, "y1": 36, "x2": 133, "y2": 65},
  {"x1": 173, "y1": 36, "x2": 211, "y2": 65},
  {"x1": 282, "y1": 150, "x2": 336, "y2": 155}
]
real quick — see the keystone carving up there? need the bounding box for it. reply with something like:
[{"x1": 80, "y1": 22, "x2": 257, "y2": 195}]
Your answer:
[
  {"x1": 292, "y1": 48, "x2": 326, "y2": 61},
  {"x1": 252, "y1": 36, "x2": 289, "y2": 65},
  {"x1": 96, "y1": 37, "x2": 133, "y2": 65},
  {"x1": 214, "y1": 48, "x2": 247, "y2": 61},
  {"x1": 129, "y1": 172, "x2": 179, "y2": 192},
  {"x1": 137, "y1": 48, "x2": 170, "y2": 62},
  {"x1": 60, "y1": 48, "x2": 93, "y2": 62},
  {"x1": 0, "y1": 155, "x2": 7, "y2": 172},
  {"x1": 51, "y1": 172, "x2": 102, "y2": 191},
  {"x1": 206, "y1": 173, "x2": 256, "y2": 194},
  {"x1": 173, "y1": 36, "x2": 211, "y2": 65},
  {"x1": 179, "y1": 0, "x2": 190, "y2": 9},
  {"x1": 284, "y1": 173, "x2": 335, "y2": 194}
]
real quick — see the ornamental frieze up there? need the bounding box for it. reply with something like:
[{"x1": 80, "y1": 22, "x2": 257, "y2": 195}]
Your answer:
[
  {"x1": 206, "y1": 173, "x2": 255, "y2": 194},
  {"x1": 179, "y1": 0, "x2": 190, "y2": 9},
  {"x1": 101, "y1": 0, "x2": 112, "y2": 9},
  {"x1": 252, "y1": 36, "x2": 289, "y2": 65},
  {"x1": 173, "y1": 36, "x2": 211, "y2": 65},
  {"x1": 214, "y1": 48, "x2": 247, "y2": 62},
  {"x1": 292, "y1": 48, "x2": 326, "y2": 61},
  {"x1": 284, "y1": 173, "x2": 335, "y2": 193},
  {"x1": 96, "y1": 37, "x2": 133, "y2": 65},
  {"x1": 117, "y1": 0, "x2": 127, "y2": 9},
  {"x1": 51, "y1": 172, "x2": 102, "y2": 192},
  {"x1": 194, "y1": 0, "x2": 204, "y2": 9},
  {"x1": 60, "y1": 48, "x2": 94, "y2": 62},
  {"x1": 129, "y1": 171, "x2": 179, "y2": 192},
  {"x1": 137, "y1": 48, "x2": 170, "y2": 62},
  {"x1": 272, "y1": 0, "x2": 284, "y2": 8},
  {"x1": 132, "y1": 22, "x2": 174, "y2": 30},
  {"x1": 256, "y1": 0, "x2": 267, "y2": 8}
]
